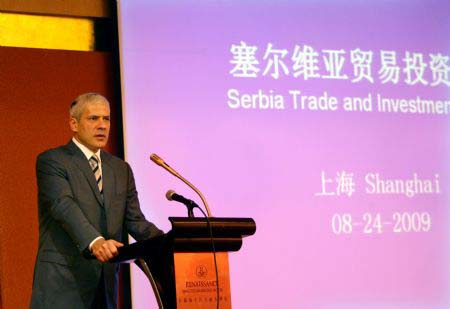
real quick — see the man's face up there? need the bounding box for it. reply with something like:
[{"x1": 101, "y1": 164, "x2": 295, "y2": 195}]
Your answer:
[{"x1": 70, "y1": 101, "x2": 111, "y2": 152}]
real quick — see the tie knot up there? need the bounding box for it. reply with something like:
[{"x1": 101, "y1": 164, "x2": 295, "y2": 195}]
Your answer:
[
  {"x1": 91, "y1": 154, "x2": 99, "y2": 162},
  {"x1": 89, "y1": 155, "x2": 99, "y2": 169}
]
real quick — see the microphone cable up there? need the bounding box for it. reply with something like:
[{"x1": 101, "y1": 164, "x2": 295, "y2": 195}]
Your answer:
[{"x1": 194, "y1": 206, "x2": 220, "y2": 309}]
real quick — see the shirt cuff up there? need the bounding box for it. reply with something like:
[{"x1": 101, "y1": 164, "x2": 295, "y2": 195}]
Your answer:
[{"x1": 89, "y1": 236, "x2": 105, "y2": 251}]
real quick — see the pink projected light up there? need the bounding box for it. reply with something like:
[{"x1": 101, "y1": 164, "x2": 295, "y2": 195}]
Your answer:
[{"x1": 118, "y1": 1, "x2": 450, "y2": 308}]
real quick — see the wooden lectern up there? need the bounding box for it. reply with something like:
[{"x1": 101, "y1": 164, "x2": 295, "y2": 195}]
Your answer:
[{"x1": 112, "y1": 217, "x2": 256, "y2": 308}]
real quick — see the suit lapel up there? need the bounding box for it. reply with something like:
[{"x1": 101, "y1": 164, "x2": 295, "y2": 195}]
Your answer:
[
  {"x1": 101, "y1": 153, "x2": 114, "y2": 213},
  {"x1": 67, "y1": 141, "x2": 104, "y2": 207}
]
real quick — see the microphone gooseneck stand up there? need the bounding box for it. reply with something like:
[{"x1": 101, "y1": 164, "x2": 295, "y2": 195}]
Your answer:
[{"x1": 150, "y1": 154, "x2": 220, "y2": 309}]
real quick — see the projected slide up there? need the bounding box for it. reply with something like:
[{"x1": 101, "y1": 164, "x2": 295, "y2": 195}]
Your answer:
[{"x1": 118, "y1": 1, "x2": 450, "y2": 308}]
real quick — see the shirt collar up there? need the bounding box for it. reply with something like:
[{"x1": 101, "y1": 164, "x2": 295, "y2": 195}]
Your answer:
[{"x1": 72, "y1": 137, "x2": 102, "y2": 163}]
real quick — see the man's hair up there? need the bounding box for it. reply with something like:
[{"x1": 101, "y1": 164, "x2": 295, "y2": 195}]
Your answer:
[{"x1": 70, "y1": 93, "x2": 110, "y2": 120}]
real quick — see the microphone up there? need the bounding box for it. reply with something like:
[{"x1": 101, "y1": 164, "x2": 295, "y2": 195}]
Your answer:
[
  {"x1": 166, "y1": 190, "x2": 199, "y2": 207},
  {"x1": 166, "y1": 190, "x2": 199, "y2": 217},
  {"x1": 150, "y1": 153, "x2": 164, "y2": 166},
  {"x1": 150, "y1": 154, "x2": 180, "y2": 178},
  {"x1": 150, "y1": 153, "x2": 212, "y2": 217}
]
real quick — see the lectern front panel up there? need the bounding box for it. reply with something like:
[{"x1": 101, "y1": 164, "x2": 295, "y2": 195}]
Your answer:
[{"x1": 174, "y1": 252, "x2": 231, "y2": 309}]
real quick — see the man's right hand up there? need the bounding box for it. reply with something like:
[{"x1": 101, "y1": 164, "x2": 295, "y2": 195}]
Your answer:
[{"x1": 91, "y1": 238, "x2": 124, "y2": 262}]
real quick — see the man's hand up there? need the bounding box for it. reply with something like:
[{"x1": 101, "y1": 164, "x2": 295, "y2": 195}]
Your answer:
[{"x1": 91, "y1": 238, "x2": 124, "y2": 262}]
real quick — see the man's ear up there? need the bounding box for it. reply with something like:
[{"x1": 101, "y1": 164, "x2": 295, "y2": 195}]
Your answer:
[{"x1": 69, "y1": 117, "x2": 78, "y2": 133}]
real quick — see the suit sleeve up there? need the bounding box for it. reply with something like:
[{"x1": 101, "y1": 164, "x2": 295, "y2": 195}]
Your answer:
[
  {"x1": 124, "y1": 163, "x2": 164, "y2": 240},
  {"x1": 36, "y1": 152, "x2": 101, "y2": 252}
]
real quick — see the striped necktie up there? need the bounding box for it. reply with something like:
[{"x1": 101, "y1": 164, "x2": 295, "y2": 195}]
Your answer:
[{"x1": 89, "y1": 154, "x2": 103, "y2": 196}]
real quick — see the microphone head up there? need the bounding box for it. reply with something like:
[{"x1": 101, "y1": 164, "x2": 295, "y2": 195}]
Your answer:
[
  {"x1": 150, "y1": 153, "x2": 165, "y2": 166},
  {"x1": 166, "y1": 189, "x2": 176, "y2": 201}
]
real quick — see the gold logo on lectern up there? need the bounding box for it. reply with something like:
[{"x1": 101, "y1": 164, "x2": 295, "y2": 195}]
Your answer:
[{"x1": 196, "y1": 265, "x2": 208, "y2": 278}]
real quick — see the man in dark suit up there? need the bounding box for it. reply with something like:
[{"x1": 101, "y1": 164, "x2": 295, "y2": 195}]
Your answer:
[{"x1": 30, "y1": 93, "x2": 162, "y2": 308}]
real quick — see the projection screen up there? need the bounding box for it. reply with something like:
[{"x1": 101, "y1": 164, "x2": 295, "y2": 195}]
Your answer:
[{"x1": 118, "y1": 1, "x2": 450, "y2": 308}]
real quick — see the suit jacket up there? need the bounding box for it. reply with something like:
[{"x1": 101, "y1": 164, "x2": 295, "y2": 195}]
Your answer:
[{"x1": 30, "y1": 141, "x2": 162, "y2": 308}]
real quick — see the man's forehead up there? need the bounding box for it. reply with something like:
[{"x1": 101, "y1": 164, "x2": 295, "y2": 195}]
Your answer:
[{"x1": 83, "y1": 101, "x2": 110, "y2": 115}]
